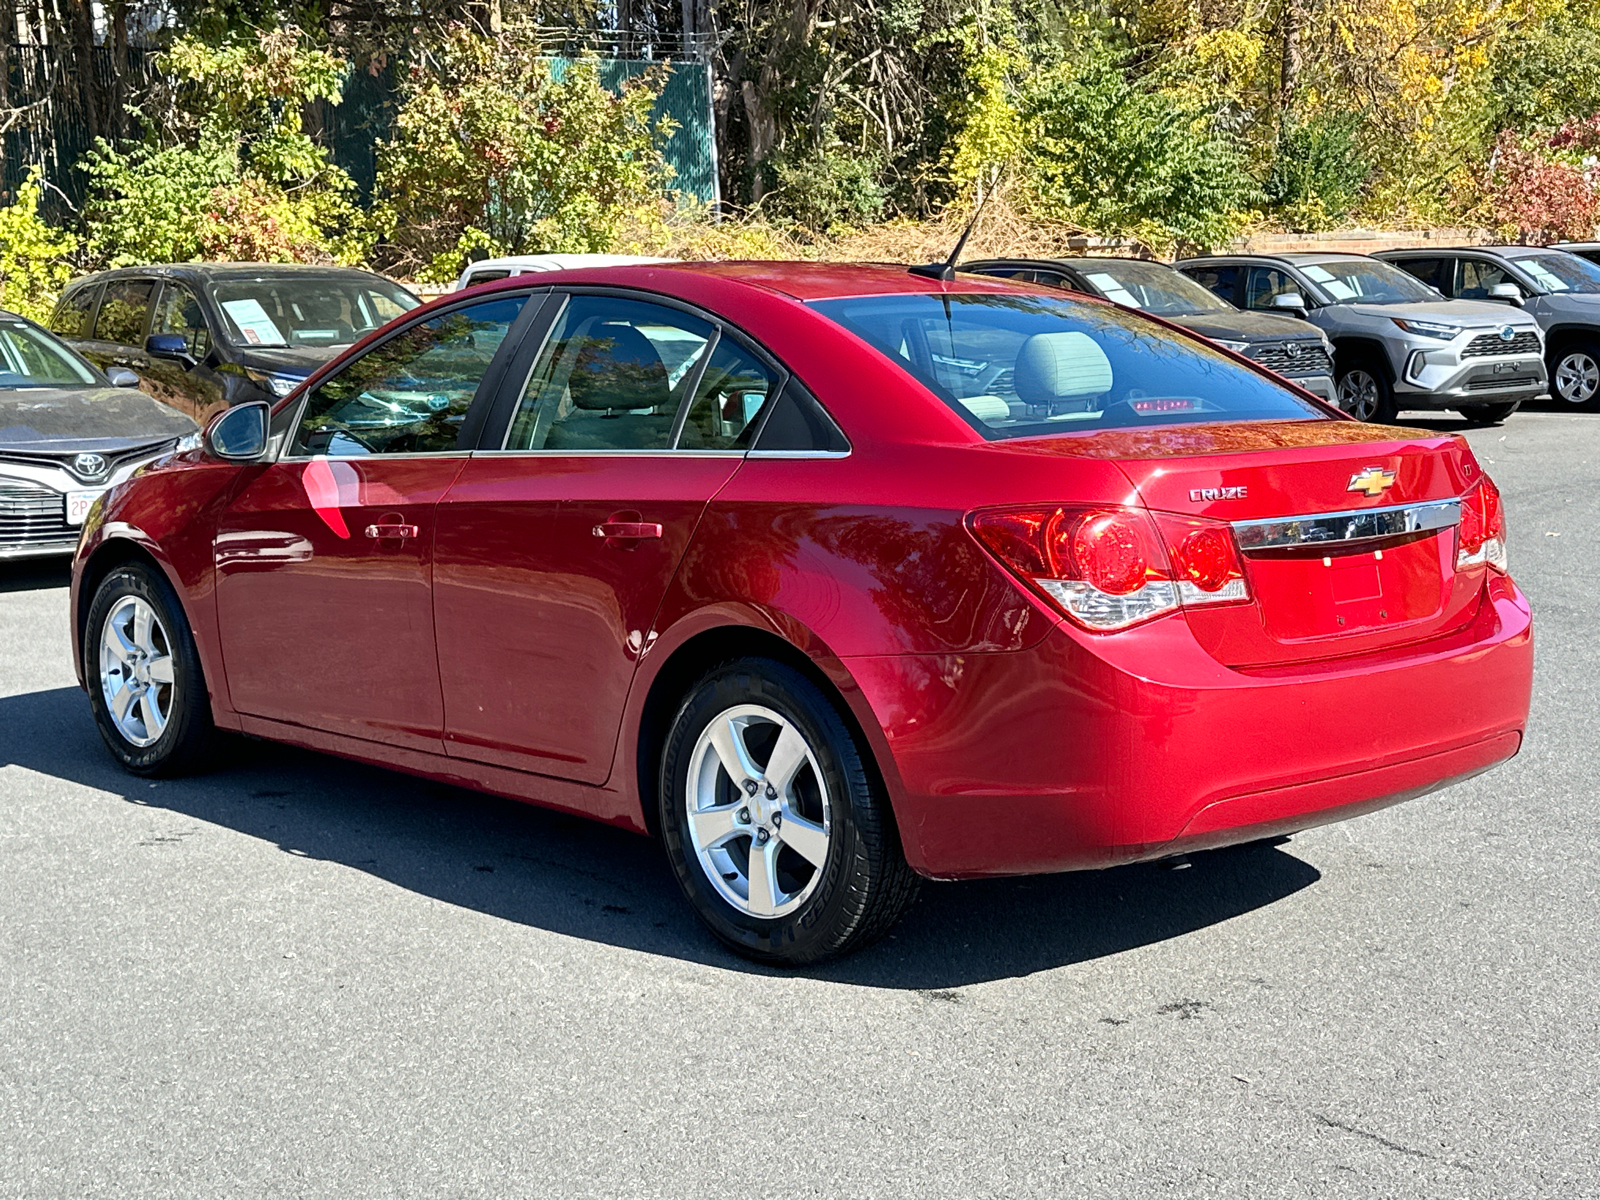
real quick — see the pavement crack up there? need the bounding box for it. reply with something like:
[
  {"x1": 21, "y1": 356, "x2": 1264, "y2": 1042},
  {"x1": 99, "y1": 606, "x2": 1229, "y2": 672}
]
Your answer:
[{"x1": 1310, "y1": 1112, "x2": 1474, "y2": 1172}]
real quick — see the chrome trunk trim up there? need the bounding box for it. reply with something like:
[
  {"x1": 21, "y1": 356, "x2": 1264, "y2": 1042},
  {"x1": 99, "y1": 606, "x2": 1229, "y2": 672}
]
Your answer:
[{"x1": 1232, "y1": 499, "x2": 1460, "y2": 552}]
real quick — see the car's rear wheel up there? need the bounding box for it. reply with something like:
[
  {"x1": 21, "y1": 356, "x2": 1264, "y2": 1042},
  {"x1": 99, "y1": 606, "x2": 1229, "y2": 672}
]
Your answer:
[
  {"x1": 84, "y1": 563, "x2": 217, "y2": 777},
  {"x1": 1336, "y1": 358, "x2": 1398, "y2": 423},
  {"x1": 1458, "y1": 401, "x2": 1521, "y2": 425},
  {"x1": 658, "y1": 657, "x2": 918, "y2": 965},
  {"x1": 1550, "y1": 342, "x2": 1600, "y2": 407}
]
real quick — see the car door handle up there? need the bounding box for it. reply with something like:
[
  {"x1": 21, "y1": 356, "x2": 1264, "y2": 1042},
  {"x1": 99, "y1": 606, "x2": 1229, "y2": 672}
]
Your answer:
[
  {"x1": 365, "y1": 523, "x2": 420, "y2": 540},
  {"x1": 592, "y1": 521, "x2": 663, "y2": 540}
]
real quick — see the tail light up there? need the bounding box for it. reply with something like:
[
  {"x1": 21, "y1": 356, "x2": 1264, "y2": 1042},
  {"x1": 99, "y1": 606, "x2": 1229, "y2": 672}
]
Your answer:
[
  {"x1": 969, "y1": 505, "x2": 1250, "y2": 631},
  {"x1": 1456, "y1": 476, "x2": 1508, "y2": 574}
]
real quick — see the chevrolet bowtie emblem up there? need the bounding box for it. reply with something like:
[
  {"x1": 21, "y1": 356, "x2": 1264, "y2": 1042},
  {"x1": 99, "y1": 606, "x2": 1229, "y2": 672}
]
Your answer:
[{"x1": 1347, "y1": 466, "x2": 1396, "y2": 497}]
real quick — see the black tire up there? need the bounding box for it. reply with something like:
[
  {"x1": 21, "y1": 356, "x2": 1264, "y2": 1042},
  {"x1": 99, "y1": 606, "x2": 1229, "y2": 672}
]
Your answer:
[
  {"x1": 83, "y1": 562, "x2": 217, "y2": 777},
  {"x1": 1457, "y1": 401, "x2": 1521, "y2": 425},
  {"x1": 1335, "y1": 353, "x2": 1398, "y2": 423},
  {"x1": 658, "y1": 657, "x2": 919, "y2": 965},
  {"x1": 1548, "y1": 340, "x2": 1600, "y2": 408}
]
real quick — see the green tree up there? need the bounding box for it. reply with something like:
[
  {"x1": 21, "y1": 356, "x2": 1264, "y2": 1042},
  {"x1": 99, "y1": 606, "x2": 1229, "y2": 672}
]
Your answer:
[{"x1": 0, "y1": 171, "x2": 79, "y2": 321}]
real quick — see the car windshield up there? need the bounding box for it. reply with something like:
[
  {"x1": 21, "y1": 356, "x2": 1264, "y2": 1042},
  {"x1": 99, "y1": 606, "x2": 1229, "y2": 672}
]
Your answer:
[
  {"x1": 810, "y1": 293, "x2": 1327, "y2": 438},
  {"x1": 0, "y1": 319, "x2": 98, "y2": 387},
  {"x1": 1299, "y1": 260, "x2": 1437, "y2": 305},
  {"x1": 1075, "y1": 260, "x2": 1234, "y2": 315},
  {"x1": 209, "y1": 276, "x2": 419, "y2": 349},
  {"x1": 1513, "y1": 252, "x2": 1600, "y2": 294}
]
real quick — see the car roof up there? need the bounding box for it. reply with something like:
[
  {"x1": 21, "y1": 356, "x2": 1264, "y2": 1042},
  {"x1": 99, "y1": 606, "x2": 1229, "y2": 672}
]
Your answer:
[
  {"x1": 963, "y1": 255, "x2": 1174, "y2": 270},
  {"x1": 1375, "y1": 245, "x2": 1551, "y2": 259},
  {"x1": 1549, "y1": 242, "x2": 1600, "y2": 252},
  {"x1": 485, "y1": 259, "x2": 1051, "y2": 303},
  {"x1": 464, "y1": 254, "x2": 672, "y2": 273},
  {"x1": 68, "y1": 262, "x2": 408, "y2": 287}
]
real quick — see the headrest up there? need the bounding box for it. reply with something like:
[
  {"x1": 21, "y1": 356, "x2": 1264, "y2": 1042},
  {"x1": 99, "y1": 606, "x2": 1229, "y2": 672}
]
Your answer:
[
  {"x1": 1013, "y1": 332, "x2": 1113, "y2": 406},
  {"x1": 568, "y1": 324, "x2": 670, "y2": 411}
]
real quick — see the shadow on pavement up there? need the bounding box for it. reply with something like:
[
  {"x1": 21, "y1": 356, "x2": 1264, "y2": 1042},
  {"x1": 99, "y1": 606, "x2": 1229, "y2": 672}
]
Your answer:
[
  {"x1": 2, "y1": 685, "x2": 1321, "y2": 988},
  {"x1": 0, "y1": 560, "x2": 72, "y2": 594}
]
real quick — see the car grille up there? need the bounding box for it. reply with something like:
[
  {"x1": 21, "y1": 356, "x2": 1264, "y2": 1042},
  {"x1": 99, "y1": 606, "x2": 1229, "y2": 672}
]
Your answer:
[
  {"x1": 0, "y1": 481, "x2": 73, "y2": 549},
  {"x1": 1246, "y1": 342, "x2": 1333, "y2": 375},
  {"x1": 1465, "y1": 378, "x2": 1533, "y2": 391},
  {"x1": 1462, "y1": 331, "x2": 1541, "y2": 358}
]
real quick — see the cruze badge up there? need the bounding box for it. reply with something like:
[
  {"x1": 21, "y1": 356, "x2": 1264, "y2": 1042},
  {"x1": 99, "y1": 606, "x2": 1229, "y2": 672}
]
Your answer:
[
  {"x1": 1190, "y1": 486, "x2": 1248, "y2": 502},
  {"x1": 1347, "y1": 466, "x2": 1396, "y2": 497},
  {"x1": 73, "y1": 452, "x2": 109, "y2": 480}
]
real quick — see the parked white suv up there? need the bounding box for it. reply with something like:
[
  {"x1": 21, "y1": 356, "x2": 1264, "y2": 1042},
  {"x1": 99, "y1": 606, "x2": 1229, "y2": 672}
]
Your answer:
[
  {"x1": 1175, "y1": 252, "x2": 1547, "y2": 424},
  {"x1": 453, "y1": 254, "x2": 672, "y2": 292}
]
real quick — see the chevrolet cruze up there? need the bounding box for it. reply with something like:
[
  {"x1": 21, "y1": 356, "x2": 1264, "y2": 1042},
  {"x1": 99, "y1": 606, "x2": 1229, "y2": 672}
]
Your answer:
[{"x1": 70, "y1": 263, "x2": 1534, "y2": 963}]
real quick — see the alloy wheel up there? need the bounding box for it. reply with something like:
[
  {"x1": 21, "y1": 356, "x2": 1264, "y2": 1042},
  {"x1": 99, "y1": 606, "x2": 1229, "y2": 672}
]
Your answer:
[
  {"x1": 685, "y1": 704, "x2": 832, "y2": 919},
  {"x1": 1555, "y1": 351, "x2": 1599, "y2": 404},
  {"x1": 1338, "y1": 369, "x2": 1381, "y2": 421},
  {"x1": 99, "y1": 595, "x2": 176, "y2": 748}
]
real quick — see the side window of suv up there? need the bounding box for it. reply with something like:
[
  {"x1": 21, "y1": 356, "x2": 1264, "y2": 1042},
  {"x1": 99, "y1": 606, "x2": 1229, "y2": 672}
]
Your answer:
[
  {"x1": 1392, "y1": 258, "x2": 1450, "y2": 294},
  {"x1": 152, "y1": 284, "x2": 213, "y2": 359},
  {"x1": 290, "y1": 294, "x2": 528, "y2": 457},
  {"x1": 1181, "y1": 264, "x2": 1239, "y2": 305},
  {"x1": 94, "y1": 280, "x2": 156, "y2": 346},
  {"x1": 1246, "y1": 266, "x2": 1300, "y2": 311},
  {"x1": 1456, "y1": 258, "x2": 1523, "y2": 301},
  {"x1": 50, "y1": 286, "x2": 99, "y2": 338},
  {"x1": 505, "y1": 295, "x2": 720, "y2": 452}
]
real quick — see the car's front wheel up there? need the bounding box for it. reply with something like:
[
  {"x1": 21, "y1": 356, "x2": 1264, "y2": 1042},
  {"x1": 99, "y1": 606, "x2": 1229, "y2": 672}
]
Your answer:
[
  {"x1": 84, "y1": 562, "x2": 217, "y2": 777},
  {"x1": 659, "y1": 658, "x2": 919, "y2": 965},
  {"x1": 1550, "y1": 342, "x2": 1600, "y2": 407},
  {"x1": 1336, "y1": 358, "x2": 1398, "y2": 423}
]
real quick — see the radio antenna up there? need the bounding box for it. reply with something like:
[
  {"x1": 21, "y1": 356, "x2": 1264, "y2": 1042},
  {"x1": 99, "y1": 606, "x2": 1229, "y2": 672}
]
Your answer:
[{"x1": 908, "y1": 183, "x2": 996, "y2": 281}]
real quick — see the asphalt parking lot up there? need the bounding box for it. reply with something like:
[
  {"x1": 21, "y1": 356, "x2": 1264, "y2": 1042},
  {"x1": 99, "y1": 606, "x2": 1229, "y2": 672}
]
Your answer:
[{"x1": 2, "y1": 409, "x2": 1597, "y2": 1198}]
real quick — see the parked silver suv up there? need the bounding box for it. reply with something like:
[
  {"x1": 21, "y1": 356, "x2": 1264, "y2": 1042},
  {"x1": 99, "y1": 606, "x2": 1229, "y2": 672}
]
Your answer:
[
  {"x1": 1375, "y1": 245, "x2": 1600, "y2": 408},
  {"x1": 1174, "y1": 252, "x2": 1547, "y2": 423}
]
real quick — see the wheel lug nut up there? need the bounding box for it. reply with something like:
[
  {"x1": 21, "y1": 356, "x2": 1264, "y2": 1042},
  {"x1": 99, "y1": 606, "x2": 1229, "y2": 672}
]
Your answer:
[
  {"x1": 755, "y1": 828, "x2": 770, "y2": 844},
  {"x1": 772, "y1": 812, "x2": 782, "y2": 825},
  {"x1": 765, "y1": 784, "x2": 777, "y2": 799},
  {"x1": 737, "y1": 808, "x2": 750, "y2": 824},
  {"x1": 743, "y1": 779, "x2": 758, "y2": 795}
]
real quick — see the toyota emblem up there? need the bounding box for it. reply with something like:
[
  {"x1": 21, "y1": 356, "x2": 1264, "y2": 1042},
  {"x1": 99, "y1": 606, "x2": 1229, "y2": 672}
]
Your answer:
[
  {"x1": 1285, "y1": 342, "x2": 1302, "y2": 358},
  {"x1": 1499, "y1": 324, "x2": 1516, "y2": 342},
  {"x1": 73, "y1": 452, "x2": 109, "y2": 480}
]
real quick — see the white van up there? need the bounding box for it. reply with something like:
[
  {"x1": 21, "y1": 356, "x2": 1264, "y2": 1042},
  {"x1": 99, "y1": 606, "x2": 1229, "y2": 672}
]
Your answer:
[{"x1": 453, "y1": 254, "x2": 673, "y2": 291}]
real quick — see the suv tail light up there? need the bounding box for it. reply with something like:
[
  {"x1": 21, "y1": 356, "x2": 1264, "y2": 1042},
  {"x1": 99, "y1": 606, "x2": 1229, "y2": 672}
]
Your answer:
[
  {"x1": 969, "y1": 505, "x2": 1251, "y2": 631},
  {"x1": 1456, "y1": 476, "x2": 1508, "y2": 574}
]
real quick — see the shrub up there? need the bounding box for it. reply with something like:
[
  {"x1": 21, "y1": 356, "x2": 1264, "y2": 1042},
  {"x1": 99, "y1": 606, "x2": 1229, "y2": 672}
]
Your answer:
[
  {"x1": 1482, "y1": 129, "x2": 1599, "y2": 242},
  {"x1": 767, "y1": 147, "x2": 887, "y2": 234},
  {"x1": 0, "y1": 170, "x2": 77, "y2": 321},
  {"x1": 1265, "y1": 114, "x2": 1372, "y2": 227}
]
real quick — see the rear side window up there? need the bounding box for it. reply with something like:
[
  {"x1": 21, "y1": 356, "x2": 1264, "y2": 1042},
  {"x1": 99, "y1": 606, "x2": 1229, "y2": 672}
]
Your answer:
[
  {"x1": 1389, "y1": 257, "x2": 1449, "y2": 293},
  {"x1": 50, "y1": 286, "x2": 99, "y2": 338},
  {"x1": 95, "y1": 280, "x2": 155, "y2": 345},
  {"x1": 810, "y1": 292, "x2": 1327, "y2": 439}
]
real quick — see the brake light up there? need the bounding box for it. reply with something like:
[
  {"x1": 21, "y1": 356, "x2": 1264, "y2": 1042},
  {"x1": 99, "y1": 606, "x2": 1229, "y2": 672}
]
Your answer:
[
  {"x1": 1456, "y1": 476, "x2": 1508, "y2": 574},
  {"x1": 969, "y1": 505, "x2": 1250, "y2": 631}
]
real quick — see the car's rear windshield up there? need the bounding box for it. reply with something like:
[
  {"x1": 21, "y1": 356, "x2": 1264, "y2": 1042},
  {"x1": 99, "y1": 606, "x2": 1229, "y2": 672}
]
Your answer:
[{"x1": 809, "y1": 293, "x2": 1328, "y2": 438}]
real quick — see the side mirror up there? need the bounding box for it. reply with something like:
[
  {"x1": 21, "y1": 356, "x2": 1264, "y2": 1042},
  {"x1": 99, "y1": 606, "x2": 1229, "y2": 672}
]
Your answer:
[
  {"x1": 106, "y1": 367, "x2": 141, "y2": 388},
  {"x1": 205, "y1": 401, "x2": 269, "y2": 462},
  {"x1": 1489, "y1": 282, "x2": 1524, "y2": 305},
  {"x1": 146, "y1": 333, "x2": 197, "y2": 369},
  {"x1": 1272, "y1": 292, "x2": 1309, "y2": 315}
]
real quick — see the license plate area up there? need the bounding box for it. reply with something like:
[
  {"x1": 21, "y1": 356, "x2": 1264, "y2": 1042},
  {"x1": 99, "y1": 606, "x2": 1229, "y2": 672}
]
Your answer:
[
  {"x1": 1248, "y1": 536, "x2": 1447, "y2": 640},
  {"x1": 65, "y1": 489, "x2": 105, "y2": 526}
]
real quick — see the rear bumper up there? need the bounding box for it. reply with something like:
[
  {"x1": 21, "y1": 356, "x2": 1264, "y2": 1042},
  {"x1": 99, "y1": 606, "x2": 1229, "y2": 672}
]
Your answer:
[{"x1": 846, "y1": 575, "x2": 1532, "y2": 879}]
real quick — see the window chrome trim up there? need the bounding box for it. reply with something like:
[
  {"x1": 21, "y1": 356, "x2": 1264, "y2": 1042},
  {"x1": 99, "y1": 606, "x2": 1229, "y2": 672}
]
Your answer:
[
  {"x1": 745, "y1": 449, "x2": 853, "y2": 460},
  {"x1": 1231, "y1": 499, "x2": 1460, "y2": 552},
  {"x1": 470, "y1": 449, "x2": 746, "y2": 459},
  {"x1": 276, "y1": 450, "x2": 473, "y2": 463}
]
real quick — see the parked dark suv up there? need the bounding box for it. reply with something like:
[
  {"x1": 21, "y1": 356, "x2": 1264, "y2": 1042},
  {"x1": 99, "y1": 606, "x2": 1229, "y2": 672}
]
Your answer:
[
  {"x1": 1375, "y1": 244, "x2": 1600, "y2": 408},
  {"x1": 49, "y1": 264, "x2": 419, "y2": 423},
  {"x1": 962, "y1": 256, "x2": 1339, "y2": 402}
]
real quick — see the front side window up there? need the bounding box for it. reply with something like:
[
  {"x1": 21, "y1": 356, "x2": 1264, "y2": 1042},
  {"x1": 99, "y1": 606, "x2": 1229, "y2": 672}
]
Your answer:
[
  {"x1": 152, "y1": 284, "x2": 213, "y2": 359},
  {"x1": 1246, "y1": 266, "x2": 1302, "y2": 311},
  {"x1": 810, "y1": 292, "x2": 1327, "y2": 439},
  {"x1": 50, "y1": 286, "x2": 99, "y2": 338},
  {"x1": 95, "y1": 280, "x2": 155, "y2": 345},
  {"x1": 0, "y1": 320, "x2": 98, "y2": 387},
  {"x1": 1181, "y1": 263, "x2": 1240, "y2": 305},
  {"x1": 212, "y1": 276, "x2": 417, "y2": 350},
  {"x1": 1298, "y1": 260, "x2": 1437, "y2": 304},
  {"x1": 289, "y1": 295, "x2": 527, "y2": 457},
  {"x1": 1510, "y1": 253, "x2": 1600, "y2": 294},
  {"x1": 1455, "y1": 259, "x2": 1522, "y2": 301},
  {"x1": 505, "y1": 296, "x2": 717, "y2": 452}
]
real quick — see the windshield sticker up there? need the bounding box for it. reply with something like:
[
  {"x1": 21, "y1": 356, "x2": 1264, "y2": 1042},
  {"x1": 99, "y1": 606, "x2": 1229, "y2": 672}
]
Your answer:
[
  {"x1": 220, "y1": 298, "x2": 287, "y2": 346},
  {"x1": 1519, "y1": 261, "x2": 1570, "y2": 292},
  {"x1": 1084, "y1": 274, "x2": 1140, "y2": 307}
]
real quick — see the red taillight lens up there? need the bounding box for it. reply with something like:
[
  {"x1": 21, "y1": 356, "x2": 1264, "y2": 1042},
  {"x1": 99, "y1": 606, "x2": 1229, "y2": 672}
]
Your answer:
[
  {"x1": 969, "y1": 505, "x2": 1250, "y2": 631},
  {"x1": 1456, "y1": 475, "x2": 1508, "y2": 574}
]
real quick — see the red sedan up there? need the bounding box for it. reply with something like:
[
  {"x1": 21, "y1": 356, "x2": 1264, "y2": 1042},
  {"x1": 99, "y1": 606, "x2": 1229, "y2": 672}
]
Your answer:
[{"x1": 69, "y1": 263, "x2": 1533, "y2": 964}]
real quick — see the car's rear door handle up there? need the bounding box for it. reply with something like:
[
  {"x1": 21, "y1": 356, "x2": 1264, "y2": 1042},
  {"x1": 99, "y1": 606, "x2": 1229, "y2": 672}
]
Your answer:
[
  {"x1": 593, "y1": 521, "x2": 663, "y2": 540},
  {"x1": 365, "y1": 523, "x2": 420, "y2": 539}
]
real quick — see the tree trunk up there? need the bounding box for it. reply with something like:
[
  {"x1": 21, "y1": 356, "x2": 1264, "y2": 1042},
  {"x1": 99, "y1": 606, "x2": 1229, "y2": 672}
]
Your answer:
[
  {"x1": 1279, "y1": 0, "x2": 1304, "y2": 123},
  {"x1": 109, "y1": 0, "x2": 126, "y2": 141},
  {"x1": 70, "y1": 0, "x2": 99, "y2": 144}
]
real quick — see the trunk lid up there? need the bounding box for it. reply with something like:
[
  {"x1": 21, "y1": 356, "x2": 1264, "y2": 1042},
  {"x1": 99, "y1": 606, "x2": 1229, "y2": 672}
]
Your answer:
[{"x1": 1014, "y1": 419, "x2": 1486, "y2": 666}]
